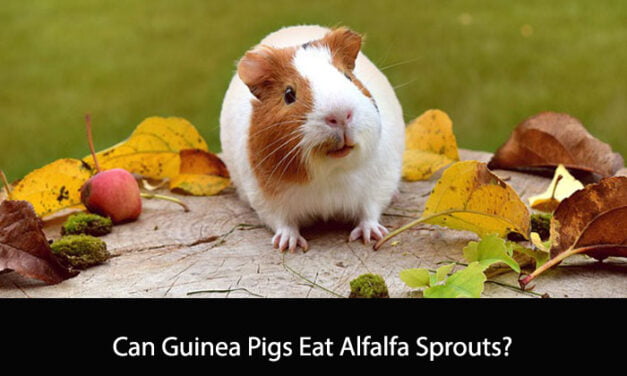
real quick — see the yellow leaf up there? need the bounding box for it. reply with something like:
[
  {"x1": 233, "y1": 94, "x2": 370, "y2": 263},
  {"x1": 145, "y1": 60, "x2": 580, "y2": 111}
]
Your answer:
[
  {"x1": 529, "y1": 164, "x2": 584, "y2": 212},
  {"x1": 402, "y1": 109, "x2": 460, "y2": 181},
  {"x1": 376, "y1": 160, "x2": 530, "y2": 250},
  {"x1": 170, "y1": 174, "x2": 231, "y2": 196},
  {"x1": 421, "y1": 161, "x2": 530, "y2": 238},
  {"x1": 169, "y1": 149, "x2": 231, "y2": 196},
  {"x1": 84, "y1": 117, "x2": 208, "y2": 179},
  {"x1": 10, "y1": 159, "x2": 94, "y2": 217}
]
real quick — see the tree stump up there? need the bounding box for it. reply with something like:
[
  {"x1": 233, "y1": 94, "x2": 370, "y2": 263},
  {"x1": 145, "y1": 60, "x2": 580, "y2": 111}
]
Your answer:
[{"x1": 1, "y1": 150, "x2": 625, "y2": 298}]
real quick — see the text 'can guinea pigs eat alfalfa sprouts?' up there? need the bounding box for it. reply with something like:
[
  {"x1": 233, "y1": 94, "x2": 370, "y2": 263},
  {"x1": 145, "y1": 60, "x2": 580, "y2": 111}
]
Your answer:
[{"x1": 220, "y1": 25, "x2": 405, "y2": 252}]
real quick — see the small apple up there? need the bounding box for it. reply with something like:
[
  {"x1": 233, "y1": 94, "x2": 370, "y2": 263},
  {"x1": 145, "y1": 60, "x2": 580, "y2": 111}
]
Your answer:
[
  {"x1": 80, "y1": 168, "x2": 142, "y2": 224},
  {"x1": 79, "y1": 114, "x2": 189, "y2": 224}
]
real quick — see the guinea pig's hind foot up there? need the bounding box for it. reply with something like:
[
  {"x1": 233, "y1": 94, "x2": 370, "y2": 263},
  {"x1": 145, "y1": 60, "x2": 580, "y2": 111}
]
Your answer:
[
  {"x1": 272, "y1": 226, "x2": 309, "y2": 253},
  {"x1": 348, "y1": 221, "x2": 389, "y2": 245}
]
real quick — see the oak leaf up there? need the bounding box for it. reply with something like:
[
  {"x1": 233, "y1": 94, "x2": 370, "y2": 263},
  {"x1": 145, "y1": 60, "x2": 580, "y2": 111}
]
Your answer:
[
  {"x1": 84, "y1": 117, "x2": 209, "y2": 179},
  {"x1": 169, "y1": 149, "x2": 231, "y2": 196},
  {"x1": 402, "y1": 109, "x2": 459, "y2": 181},
  {"x1": 488, "y1": 112, "x2": 624, "y2": 180},
  {"x1": 0, "y1": 200, "x2": 78, "y2": 284}
]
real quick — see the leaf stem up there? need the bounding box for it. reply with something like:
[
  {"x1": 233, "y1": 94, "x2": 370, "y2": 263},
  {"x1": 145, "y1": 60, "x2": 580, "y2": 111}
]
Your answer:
[
  {"x1": 518, "y1": 244, "x2": 618, "y2": 288},
  {"x1": 0, "y1": 169, "x2": 11, "y2": 198},
  {"x1": 140, "y1": 192, "x2": 190, "y2": 212},
  {"x1": 374, "y1": 208, "x2": 528, "y2": 250},
  {"x1": 85, "y1": 114, "x2": 101, "y2": 173}
]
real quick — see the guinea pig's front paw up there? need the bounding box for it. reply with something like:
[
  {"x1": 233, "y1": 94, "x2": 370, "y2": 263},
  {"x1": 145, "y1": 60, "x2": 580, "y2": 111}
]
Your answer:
[
  {"x1": 348, "y1": 221, "x2": 389, "y2": 245},
  {"x1": 272, "y1": 227, "x2": 309, "y2": 253}
]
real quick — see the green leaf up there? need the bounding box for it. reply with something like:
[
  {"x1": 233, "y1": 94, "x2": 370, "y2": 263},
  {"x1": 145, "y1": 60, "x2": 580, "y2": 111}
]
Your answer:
[
  {"x1": 511, "y1": 241, "x2": 550, "y2": 269},
  {"x1": 462, "y1": 234, "x2": 521, "y2": 273},
  {"x1": 399, "y1": 268, "x2": 431, "y2": 288},
  {"x1": 423, "y1": 262, "x2": 488, "y2": 298},
  {"x1": 434, "y1": 263, "x2": 455, "y2": 284}
]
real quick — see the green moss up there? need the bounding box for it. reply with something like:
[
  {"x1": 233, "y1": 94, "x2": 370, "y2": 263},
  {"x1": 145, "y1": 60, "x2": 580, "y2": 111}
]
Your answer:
[
  {"x1": 531, "y1": 213, "x2": 552, "y2": 241},
  {"x1": 349, "y1": 273, "x2": 389, "y2": 298},
  {"x1": 50, "y1": 235, "x2": 110, "y2": 269},
  {"x1": 61, "y1": 212, "x2": 112, "y2": 236}
]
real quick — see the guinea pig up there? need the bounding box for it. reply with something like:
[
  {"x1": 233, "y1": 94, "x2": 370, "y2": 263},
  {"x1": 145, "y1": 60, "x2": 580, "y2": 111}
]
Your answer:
[{"x1": 220, "y1": 25, "x2": 405, "y2": 252}]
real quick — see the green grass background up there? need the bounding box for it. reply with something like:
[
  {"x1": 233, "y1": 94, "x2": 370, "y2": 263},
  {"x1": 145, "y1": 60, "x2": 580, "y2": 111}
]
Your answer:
[{"x1": 1, "y1": 0, "x2": 625, "y2": 181}]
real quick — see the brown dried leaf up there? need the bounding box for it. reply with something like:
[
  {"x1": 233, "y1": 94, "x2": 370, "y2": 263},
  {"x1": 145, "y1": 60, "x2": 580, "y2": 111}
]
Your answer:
[
  {"x1": 0, "y1": 200, "x2": 78, "y2": 284},
  {"x1": 169, "y1": 149, "x2": 231, "y2": 196},
  {"x1": 488, "y1": 112, "x2": 624, "y2": 180},
  {"x1": 551, "y1": 176, "x2": 627, "y2": 260},
  {"x1": 520, "y1": 177, "x2": 627, "y2": 288}
]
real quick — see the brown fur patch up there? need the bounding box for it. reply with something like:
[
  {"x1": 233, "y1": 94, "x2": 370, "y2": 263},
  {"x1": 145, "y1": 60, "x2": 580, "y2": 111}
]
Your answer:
[
  {"x1": 239, "y1": 46, "x2": 313, "y2": 197},
  {"x1": 312, "y1": 27, "x2": 373, "y2": 99}
]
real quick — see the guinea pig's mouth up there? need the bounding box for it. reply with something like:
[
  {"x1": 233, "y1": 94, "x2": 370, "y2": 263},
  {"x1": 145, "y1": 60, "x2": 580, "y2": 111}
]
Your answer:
[
  {"x1": 327, "y1": 144, "x2": 354, "y2": 158},
  {"x1": 321, "y1": 130, "x2": 356, "y2": 158}
]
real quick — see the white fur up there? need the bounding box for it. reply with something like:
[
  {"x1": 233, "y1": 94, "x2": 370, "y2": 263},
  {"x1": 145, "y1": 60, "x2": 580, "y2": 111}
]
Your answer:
[{"x1": 220, "y1": 25, "x2": 405, "y2": 250}]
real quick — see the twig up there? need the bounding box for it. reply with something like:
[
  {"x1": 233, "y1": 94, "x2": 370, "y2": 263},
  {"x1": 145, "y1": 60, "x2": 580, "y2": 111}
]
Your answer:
[
  {"x1": 140, "y1": 192, "x2": 190, "y2": 212},
  {"x1": 281, "y1": 253, "x2": 346, "y2": 298},
  {"x1": 85, "y1": 114, "x2": 101, "y2": 173},
  {"x1": 486, "y1": 280, "x2": 545, "y2": 297},
  {"x1": 0, "y1": 169, "x2": 11, "y2": 198},
  {"x1": 187, "y1": 288, "x2": 264, "y2": 298}
]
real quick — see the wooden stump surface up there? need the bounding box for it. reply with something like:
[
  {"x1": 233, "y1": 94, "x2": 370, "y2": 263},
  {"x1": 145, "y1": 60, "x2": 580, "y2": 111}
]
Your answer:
[{"x1": 1, "y1": 149, "x2": 626, "y2": 298}]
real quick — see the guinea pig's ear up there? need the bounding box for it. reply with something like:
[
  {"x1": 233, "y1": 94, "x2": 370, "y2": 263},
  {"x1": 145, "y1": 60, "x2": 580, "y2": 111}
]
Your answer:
[
  {"x1": 322, "y1": 27, "x2": 362, "y2": 71},
  {"x1": 237, "y1": 45, "x2": 276, "y2": 99}
]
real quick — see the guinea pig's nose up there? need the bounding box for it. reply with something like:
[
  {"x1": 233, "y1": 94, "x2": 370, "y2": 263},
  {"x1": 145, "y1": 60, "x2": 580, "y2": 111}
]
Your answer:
[{"x1": 325, "y1": 110, "x2": 353, "y2": 128}]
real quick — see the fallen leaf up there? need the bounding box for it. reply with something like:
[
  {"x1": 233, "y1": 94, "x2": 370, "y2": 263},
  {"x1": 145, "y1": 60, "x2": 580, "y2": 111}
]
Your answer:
[
  {"x1": 402, "y1": 109, "x2": 459, "y2": 181},
  {"x1": 399, "y1": 268, "x2": 431, "y2": 288},
  {"x1": 422, "y1": 161, "x2": 530, "y2": 238},
  {"x1": 423, "y1": 262, "x2": 487, "y2": 298},
  {"x1": 432, "y1": 263, "x2": 455, "y2": 286},
  {"x1": 462, "y1": 234, "x2": 520, "y2": 273},
  {"x1": 9, "y1": 159, "x2": 94, "y2": 217},
  {"x1": 0, "y1": 200, "x2": 78, "y2": 284},
  {"x1": 84, "y1": 117, "x2": 209, "y2": 179},
  {"x1": 169, "y1": 149, "x2": 231, "y2": 196},
  {"x1": 551, "y1": 176, "x2": 627, "y2": 260},
  {"x1": 529, "y1": 164, "x2": 584, "y2": 212},
  {"x1": 376, "y1": 161, "x2": 530, "y2": 249},
  {"x1": 520, "y1": 177, "x2": 627, "y2": 287},
  {"x1": 488, "y1": 112, "x2": 624, "y2": 180}
]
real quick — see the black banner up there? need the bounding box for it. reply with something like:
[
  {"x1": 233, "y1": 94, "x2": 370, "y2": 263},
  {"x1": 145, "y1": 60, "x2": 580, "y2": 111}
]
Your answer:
[{"x1": 2, "y1": 299, "x2": 624, "y2": 368}]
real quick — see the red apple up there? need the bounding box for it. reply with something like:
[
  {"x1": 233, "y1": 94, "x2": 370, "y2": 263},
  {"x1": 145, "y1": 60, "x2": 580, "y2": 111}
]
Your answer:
[{"x1": 80, "y1": 168, "x2": 142, "y2": 224}]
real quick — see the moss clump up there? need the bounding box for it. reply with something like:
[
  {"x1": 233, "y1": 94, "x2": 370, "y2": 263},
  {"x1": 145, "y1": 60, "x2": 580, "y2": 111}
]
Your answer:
[
  {"x1": 50, "y1": 235, "x2": 110, "y2": 269},
  {"x1": 61, "y1": 212, "x2": 112, "y2": 236},
  {"x1": 531, "y1": 213, "x2": 552, "y2": 241},
  {"x1": 349, "y1": 273, "x2": 389, "y2": 298}
]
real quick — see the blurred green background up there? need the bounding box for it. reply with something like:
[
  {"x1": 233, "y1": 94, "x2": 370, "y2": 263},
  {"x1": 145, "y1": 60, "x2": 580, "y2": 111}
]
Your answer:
[{"x1": 1, "y1": 0, "x2": 626, "y2": 181}]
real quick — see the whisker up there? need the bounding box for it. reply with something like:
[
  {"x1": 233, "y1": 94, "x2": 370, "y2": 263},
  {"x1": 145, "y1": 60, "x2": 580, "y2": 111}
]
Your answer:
[
  {"x1": 248, "y1": 117, "x2": 307, "y2": 138},
  {"x1": 267, "y1": 140, "x2": 303, "y2": 181},
  {"x1": 379, "y1": 56, "x2": 423, "y2": 71},
  {"x1": 253, "y1": 131, "x2": 298, "y2": 161},
  {"x1": 393, "y1": 78, "x2": 417, "y2": 90},
  {"x1": 252, "y1": 131, "x2": 303, "y2": 172}
]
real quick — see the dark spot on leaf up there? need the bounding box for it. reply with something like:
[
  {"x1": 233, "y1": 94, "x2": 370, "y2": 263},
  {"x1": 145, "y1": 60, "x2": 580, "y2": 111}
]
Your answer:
[{"x1": 56, "y1": 186, "x2": 69, "y2": 202}]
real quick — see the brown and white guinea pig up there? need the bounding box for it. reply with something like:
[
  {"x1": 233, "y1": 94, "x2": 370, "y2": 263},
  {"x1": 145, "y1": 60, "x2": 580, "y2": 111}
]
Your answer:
[{"x1": 220, "y1": 25, "x2": 405, "y2": 252}]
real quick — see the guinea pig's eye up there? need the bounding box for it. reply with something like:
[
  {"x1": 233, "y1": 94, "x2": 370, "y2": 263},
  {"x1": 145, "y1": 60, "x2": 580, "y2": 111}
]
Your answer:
[
  {"x1": 344, "y1": 72, "x2": 353, "y2": 81},
  {"x1": 284, "y1": 86, "x2": 296, "y2": 105}
]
